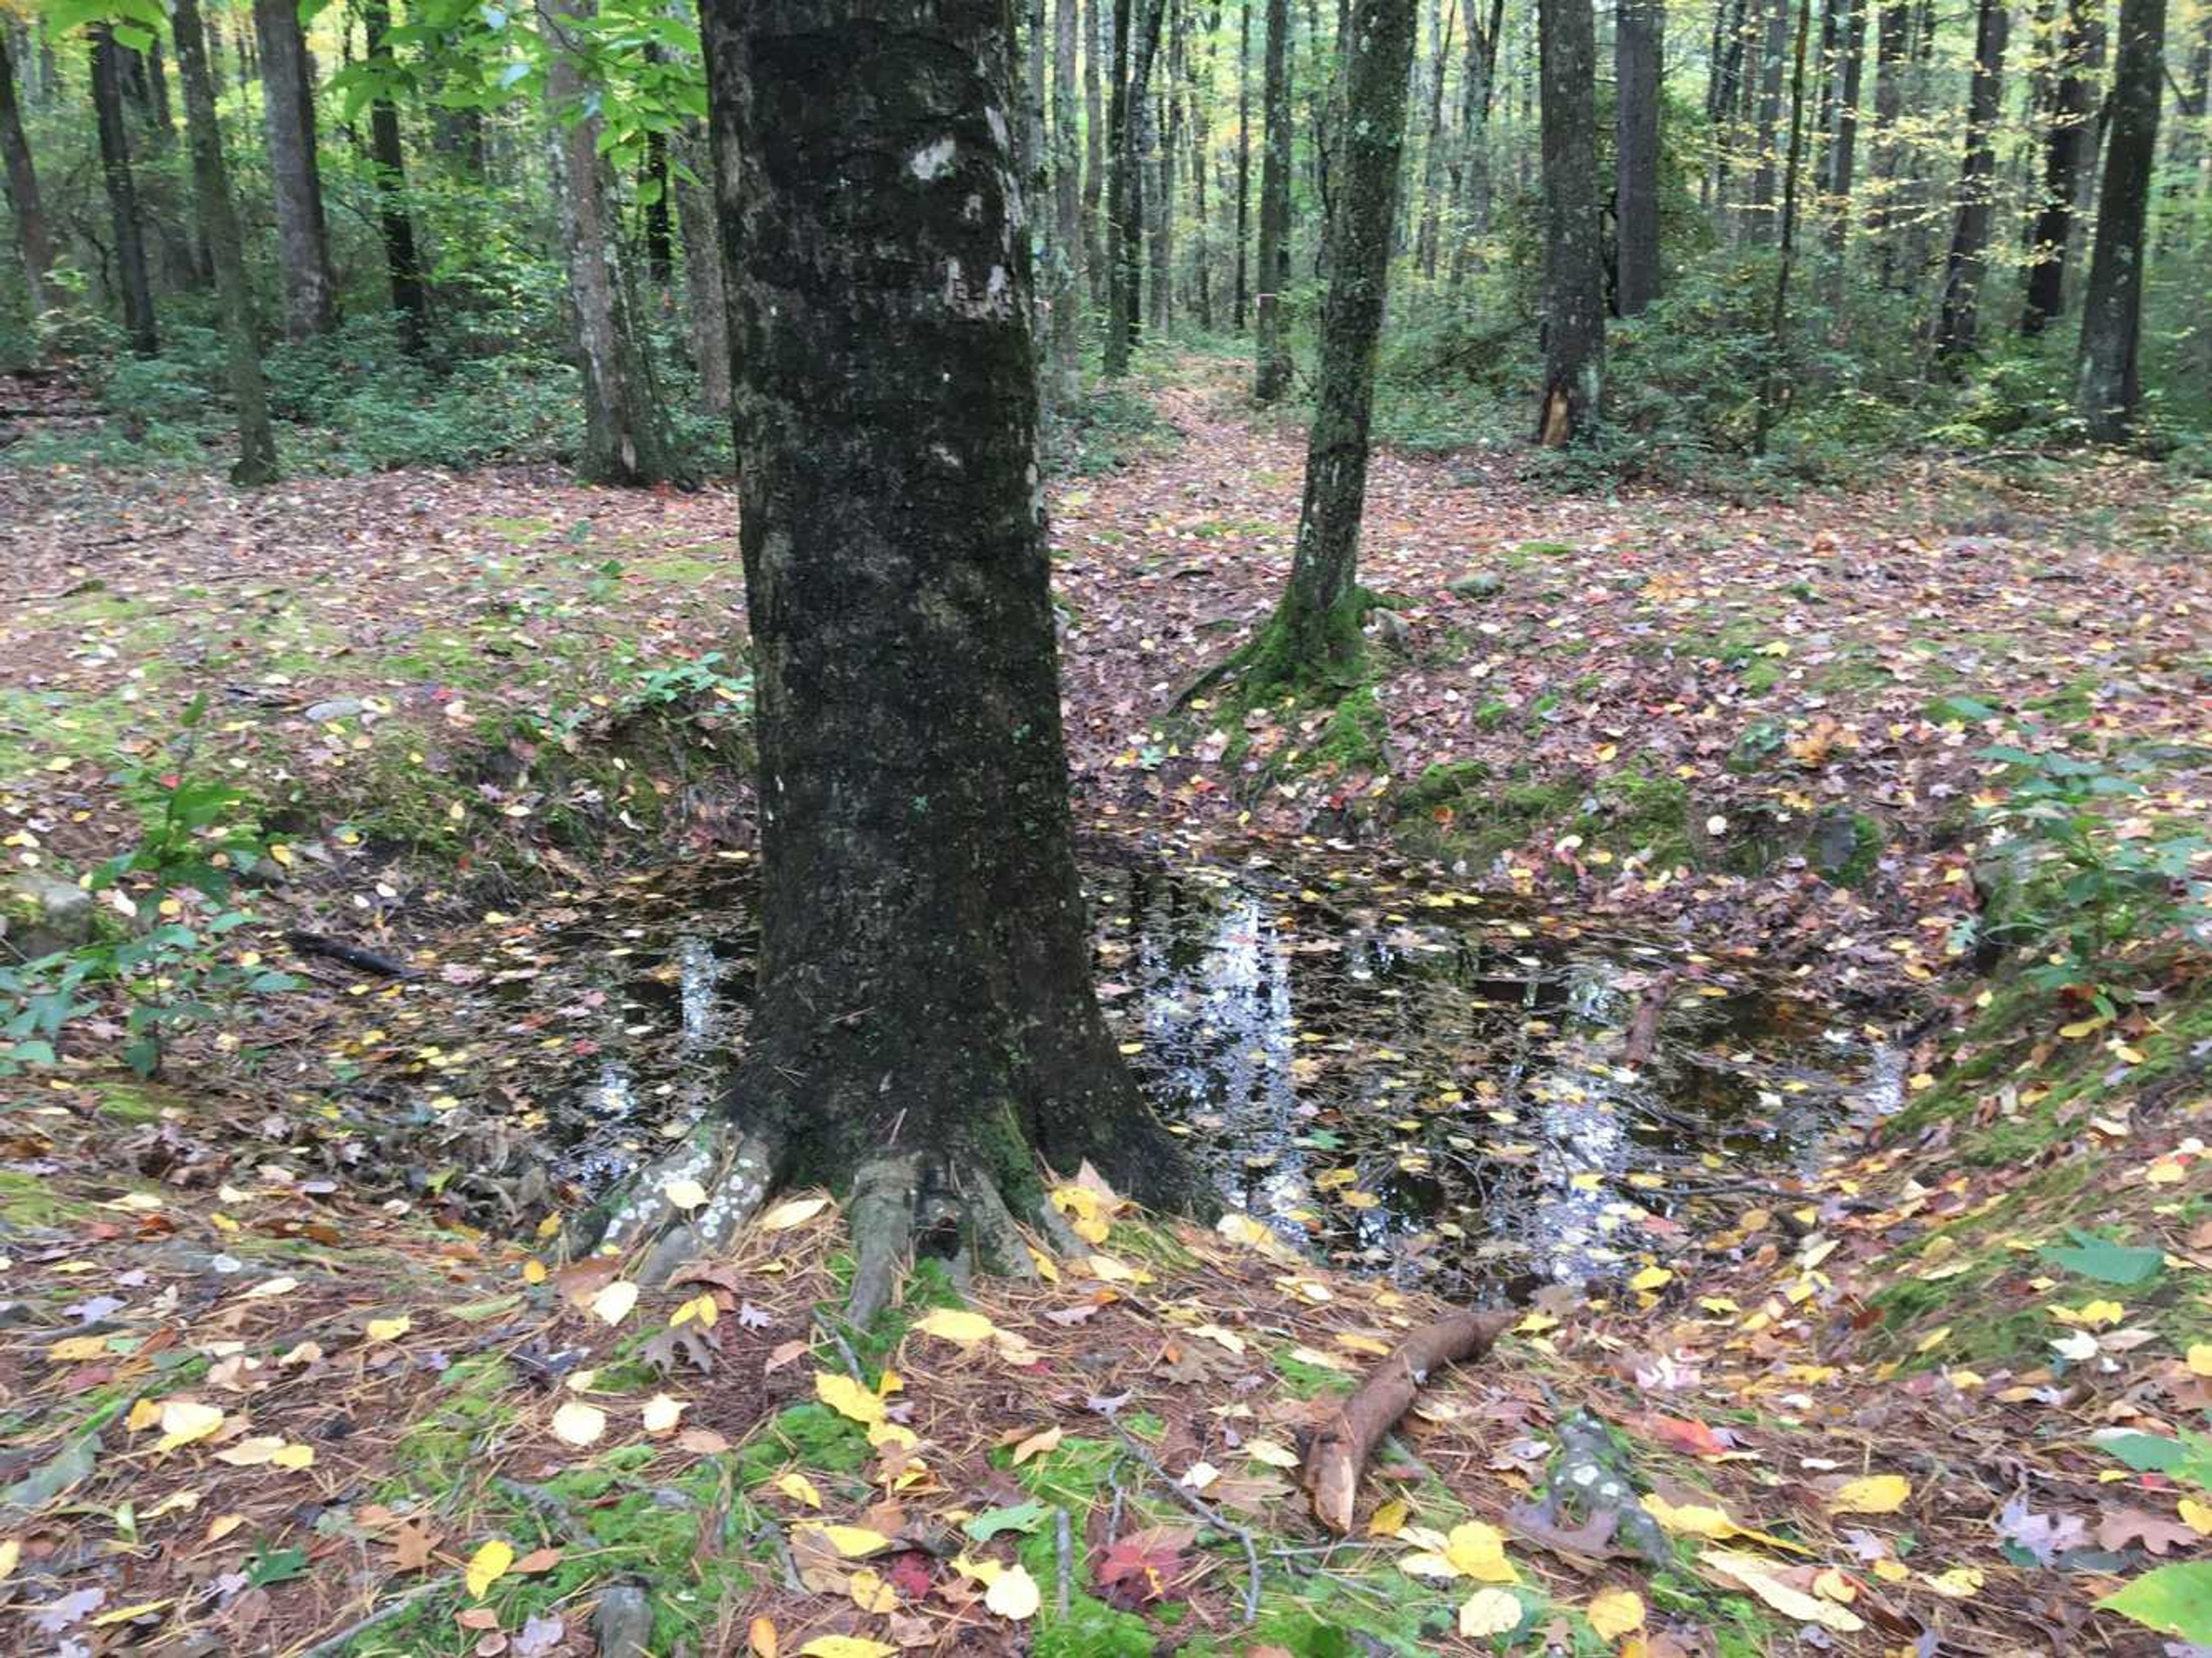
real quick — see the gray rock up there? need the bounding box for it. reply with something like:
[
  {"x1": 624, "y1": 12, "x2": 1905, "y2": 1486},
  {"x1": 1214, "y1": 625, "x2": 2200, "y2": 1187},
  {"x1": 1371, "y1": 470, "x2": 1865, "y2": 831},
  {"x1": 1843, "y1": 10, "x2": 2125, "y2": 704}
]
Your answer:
[
  {"x1": 1448, "y1": 572, "x2": 1503, "y2": 599},
  {"x1": 593, "y1": 1584, "x2": 653, "y2": 1658},
  {"x1": 304, "y1": 696, "x2": 367, "y2": 723},
  {"x1": 2, "y1": 872, "x2": 94, "y2": 960}
]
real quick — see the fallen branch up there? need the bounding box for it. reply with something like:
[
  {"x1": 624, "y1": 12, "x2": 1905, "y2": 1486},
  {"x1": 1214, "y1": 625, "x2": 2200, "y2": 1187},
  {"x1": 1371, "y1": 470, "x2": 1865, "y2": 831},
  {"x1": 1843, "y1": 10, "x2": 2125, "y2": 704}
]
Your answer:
[
  {"x1": 285, "y1": 930, "x2": 419, "y2": 981},
  {"x1": 1301, "y1": 1307, "x2": 1517, "y2": 1534}
]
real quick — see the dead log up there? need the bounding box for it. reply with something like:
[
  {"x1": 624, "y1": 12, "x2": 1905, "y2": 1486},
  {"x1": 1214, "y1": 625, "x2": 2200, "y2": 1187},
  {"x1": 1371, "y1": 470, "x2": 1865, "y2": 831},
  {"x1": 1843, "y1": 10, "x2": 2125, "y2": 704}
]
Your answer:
[{"x1": 1300, "y1": 1306, "x2": 1517, "y2": 1534}]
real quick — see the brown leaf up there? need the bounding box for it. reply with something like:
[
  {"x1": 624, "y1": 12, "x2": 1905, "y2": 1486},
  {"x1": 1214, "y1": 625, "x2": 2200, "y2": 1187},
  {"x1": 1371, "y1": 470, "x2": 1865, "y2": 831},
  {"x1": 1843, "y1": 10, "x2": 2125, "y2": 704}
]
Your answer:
[
  {"x1": 388, "y1": 1518, "x2": 440, "y2": 1573},
  {"x1": 511, "y1": 1547, "x2": 562, "y2": 1574},
  {"x1": 2096, "y1": 1506, "x2": 2198, "y2": 1556}
]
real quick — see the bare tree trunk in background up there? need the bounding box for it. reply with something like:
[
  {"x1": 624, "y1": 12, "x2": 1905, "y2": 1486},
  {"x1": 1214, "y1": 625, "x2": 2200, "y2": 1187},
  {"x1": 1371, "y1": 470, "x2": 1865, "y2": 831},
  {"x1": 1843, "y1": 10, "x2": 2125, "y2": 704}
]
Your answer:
[
  {"x1": 2021, "y1": 0, "x2": 2098, "y2": 331},
  {"x1": 643, "y1": 126, "x2": 675, "y2": 294},
  {"x1": 1537, "y1": 0, "x2": 1604, "y2": 440},
  {"x1": 362, "y1": 1, "x2": 429, "y2": 350},
  {"x1": 1415, "y1": 0, "x2": 1457, "y2": 277},
  {"x1": 2075, "y1": 0, "x2": 2164, "y2": 437},
  {"x1": 1867, "y1": 0, "x2": 1907, "y2": 282},
  {"x1": 1708, "y1": 0, "x2": 1750, "y2": 213},
  {"x1": 1105, "y1": 0, "x2": 1165, "y2": 374},
  {"x1": 673, "y1": 125, "x2": 730, "y2": 414},
  {"x1": 1748, "y1": 0, "x2": 1789, "y2": 238},
  {"x1": 1086, "y1": 0, "x2": 1108, "y2": 308},
  {"x1": 173, "y1": 0, "x2": 279, "y2": 485},
  {"x1": 1234, "y1": 0, "x2": 1252, "y2": 326},
  {"x1": 696, "y1": 0, "x2": 745, "y2": 425},
  {"x1": 1450, "y1": 0, "x2": 1503, "y2": 279},
  {"x1": 142, "y1": 39, "x2": 175, "y2": 138},
  {"x1": 1238, "y1": 0, "x2": 1416, "y2": 684},
  {"x1": 252, "y1": 0, "x2": 337, "y2": 340},
  {"x1": 91, "y1": 27, "x2": 158, "y2": 355},
  {"x1": 0, "y1": 31, "x2": 56, "y2": 330},
  {"x1": 1756, "y1": 0, "x2": 1814, "y2": 450},
  {"x1": 1931, "y1": 0, "x2": 2007, "y2": 362},
  {"x1": 1147, "y1": 6, "x2": 1175, "y2": 336},
  {"x1": 1253, "y1": 0, "x2": 1293, "y2": 397},
  {"x1": 1190, "y1": 1, "x2": 1215, "y2": 330},
  {"x1": 1615, "y1": 0, "x2": 1662, "y2": 313},
  {"x1": 1821, "y1": 0, "x2": 1866, "y2": 294},
  {"x1": 1054, "y1": 0, "x2": 1087, "y2": 392},
  {"x1": 541, "y1": 0, "x2": 680, "y2": 484}
]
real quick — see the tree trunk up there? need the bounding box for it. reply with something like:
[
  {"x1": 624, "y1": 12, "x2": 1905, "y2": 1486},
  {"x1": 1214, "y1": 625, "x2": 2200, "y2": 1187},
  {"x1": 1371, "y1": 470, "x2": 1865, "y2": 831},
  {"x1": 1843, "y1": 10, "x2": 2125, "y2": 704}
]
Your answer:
[
  {"x1": 142, "y1": 40, "x2": 175, "y2": 138},
  {"x1": 643, "y1": 126, "x2": 675, "y2": 293},
  {"x1": 173, "y1": 0, "x2": 279, "y2": 486},
  {"x1": 2021, "y1": 0, "x2": 2098, "y2": 332},
  {"x1": 1450, "y1": 0, "x2": 1504, "y2": 279},
  {"x1": 1147, "y1": 9, "x2": 1173, "y2": 335},
  {"x1": 620, "y1": 0, "x2": 1203, "y2": 1323},
  {"x1": 0, "y1": 30, "x2": 56, "y2": 328},
  {"x1": 673, "y1": 124, "x2": 731, "y2": 415},
  {"x1": 1823, "y1": 0, "x2": 1865, "y2": 269},
  {"x1": 1054, "y1": 0, "x2": 1086, "y2": 394},
  {"x1": 1931, "y1": 0, "x2": 2008, "y2": 363},
  {"x1": 2075, "y1": 0, "x2": 2164, "y2": 437},
  {"x1": 1242, "y1": 0, "x2": 1416, "y2": 680},
  {"x1": 1234, "y1": 0, "x2": 1252, "y2": 327},
  {"x1": 1414, "y1": 0, "x2": 1456, "y2": 278},
  {"x1": 91, "y1": 28, "x2": 158, "y2": 357},
  {"x1": 698, "y1": 0, "x2": 746, "y2": 424},
  {"x1": 362, "y1": 1, "x2": 428, "y2": 350},
  {"x1": 1190, "y1": 1, "x2": 1214, "y2": 330},
  {"x1": 1105, "y1": 0, "x2": 1166, "y2": 374},
  {"x1": 1615, "y1": 0, "x2": 1662, "y2": 313},
  {"x1": 1085, "y1": 0, "x2": 1108, "y2": 308},
  {"x1": 1537, "y1": 0, "x2": 1604, "y2": 441},
  {"x1": 1253, "y1": 0, "x2": 1293, "y2": 398},
  {"x1": 1708, "y1": 0, "x2": 1750, "y2": 211},
  {"x1": 1748, "y1": 0, "x2": 1789, "y2": 236},
  {"x1": 1755, "y1": 0, "x2": 1814, "y2": 451},
  {"x1": 251, "y1": 0, "x2": 336, "y2": 340},
  {"x1": 540, "y1": 0, "x2": 680, "y2": 486}
]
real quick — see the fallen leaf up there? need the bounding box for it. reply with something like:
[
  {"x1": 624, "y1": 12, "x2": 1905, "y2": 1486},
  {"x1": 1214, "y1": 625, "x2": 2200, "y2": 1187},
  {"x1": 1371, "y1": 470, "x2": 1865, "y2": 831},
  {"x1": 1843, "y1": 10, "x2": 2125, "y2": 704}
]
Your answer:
[
  {"x1": 1458, "y1": 1587, "x2": 1524, "y2": 1637},
  {"x1": 1588, "y1": 1588, "x2": 1645, "y2": 1641},
  {"x1": 816, "y1": 1372, "x2": 885, "y2": 1424},
  {"x1": 986, "y1": 1562, "x2": 1041, "y2": 1619},
  {"x1": 589, "y1": 1281, "x2": 638, "y2": 1326},
  {"x1": 759, "y1": 1195, "x2": 831, "y2": 1231},
  {"x1": 465, "y1": 1539, "x2": 514, "y2": 1599},
  {"x1": 642, "y1": 1394, "x2": 686, "y2": 1434},
  {"x1": 1825, "y1": 1474, "x2": 1911, "y2": 1516},
  {"x1": 551, "y1": 1401, "x2": 606, "y2": 1447},
  {"x1": 912, "y1": 1308, "x2": 996, "y2": 1346}
]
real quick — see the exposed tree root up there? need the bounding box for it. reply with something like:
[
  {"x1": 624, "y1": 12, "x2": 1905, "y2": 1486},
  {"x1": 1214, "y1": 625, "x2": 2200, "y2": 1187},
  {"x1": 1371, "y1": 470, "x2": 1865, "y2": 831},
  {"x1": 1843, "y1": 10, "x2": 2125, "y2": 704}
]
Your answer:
[
  {"x1": 577, "y1": 1120, "x2": 783, "y2": 1284},
  {"x1": 1301, "y1": 1305, "x2": 1517, "y2": 1534}
]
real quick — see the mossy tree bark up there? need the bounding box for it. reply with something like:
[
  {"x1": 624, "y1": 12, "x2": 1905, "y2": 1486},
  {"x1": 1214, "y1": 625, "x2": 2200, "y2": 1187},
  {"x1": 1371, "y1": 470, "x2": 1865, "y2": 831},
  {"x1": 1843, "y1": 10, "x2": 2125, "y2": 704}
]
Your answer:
[
  {"x1": 2075, "y1": 0, "x2": 2164, "y2": 438},
  {"x1": 1052, "y1": 0, "x2": 1086, "y2": 402},
  {"x1": 90, "y1": 26, "x2": 158, "y2": 357},
  {"x1": 1234, "y1": 0, "x2": 1416, "y2": 692},
  {"x1": 1252, "y1": 0, "x2": 1293, "y2": 399},
  {"x1": 1105, "y1": 0, "x2": 1166, "y2": 377},
  {"x1": 601, "y1": 0, "x2": 1203, "y2": 1323},
  {"x1": 172, "y1": 0, "x2": 278, "y2": 486},
  {"x1": 1536, "y1": 0, "x2": 1604, "y2": 442}
]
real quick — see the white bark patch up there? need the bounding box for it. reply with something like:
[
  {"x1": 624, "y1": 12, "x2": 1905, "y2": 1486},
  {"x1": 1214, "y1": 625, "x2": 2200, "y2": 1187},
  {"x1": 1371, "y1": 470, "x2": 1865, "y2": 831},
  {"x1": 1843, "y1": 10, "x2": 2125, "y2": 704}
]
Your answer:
[
  {"x1": 908, "y1": 136, "x2": 957, "y2": 181},
  {"x1": 985, "y1": 107, "x2": 1010, "y2": 150}
]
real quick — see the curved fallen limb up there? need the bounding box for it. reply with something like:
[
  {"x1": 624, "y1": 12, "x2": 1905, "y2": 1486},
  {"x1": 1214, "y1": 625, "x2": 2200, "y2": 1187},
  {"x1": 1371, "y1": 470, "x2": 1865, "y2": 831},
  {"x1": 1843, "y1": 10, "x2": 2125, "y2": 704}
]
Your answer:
[{"x1": 1300, "y1": 1305, "x2": 1518, "y2": 1534}]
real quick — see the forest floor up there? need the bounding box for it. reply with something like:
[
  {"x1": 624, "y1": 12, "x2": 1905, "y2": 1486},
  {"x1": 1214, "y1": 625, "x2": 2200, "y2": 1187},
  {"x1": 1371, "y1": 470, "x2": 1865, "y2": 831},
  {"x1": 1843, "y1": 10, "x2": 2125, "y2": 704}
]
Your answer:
[{"x1": 0, "y1": 355, "x2": 2207, "y2": 1657}]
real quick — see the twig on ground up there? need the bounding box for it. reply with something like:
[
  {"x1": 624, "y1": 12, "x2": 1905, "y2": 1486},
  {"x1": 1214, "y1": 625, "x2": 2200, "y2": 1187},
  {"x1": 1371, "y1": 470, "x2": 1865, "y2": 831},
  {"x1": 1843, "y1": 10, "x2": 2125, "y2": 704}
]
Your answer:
[
  {"x1": 1108, "y1": 1421, "x2": 1264, "y2": 1625},
  {"x1": 293, "y1": 1577, "x2": 446, "y2": 1658},
  {"x1": 1054, "y1": 1506, "x2": 1072, "y2": 1618}
]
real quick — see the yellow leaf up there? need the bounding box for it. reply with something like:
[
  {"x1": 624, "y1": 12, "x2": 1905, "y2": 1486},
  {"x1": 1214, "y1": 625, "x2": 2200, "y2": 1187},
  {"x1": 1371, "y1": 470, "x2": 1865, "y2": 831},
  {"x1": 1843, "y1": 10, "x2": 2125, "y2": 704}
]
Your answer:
[
  {"x1": 366, "y1": 1316, "x2": 411, "y2": 1342},
  {"x1": 670, "y1": 1293, "x2": 718, "y2": 1328},
  {"x1": 90, "y1": 1599, "x2": 173, "y2": 1628},
  {"x1": 1628, "y1": 1266, "x2": 1673, "y2": 1292},
  {"x1": 1084, "y1": 1252, "x2": 1152, "y2": 1284},
  {"x1": 796, "y1": 1522, "x2": 893, "y2": 1558},
  {"x1": 759, "y1": 1195, "x2": 831, "y2": 1231},
  {"x1": 204, "y1": 1513, "x2": 245, "y2": 1545},
  {"x1": 551, "y1": 1400, "x2": 607, "y2": 1447},
  {"x1": 986, "y1": 1562, "x2": 1041, "y2": 1619},
  {"x1": 523, "y1": 1258, "x2": 548, "y2": 1284},
  {"x1": 0, "y1": 1538, "x2": 18, "y2": 1580},
  {"x1": 271, "y1": 1443, "x2": 315, "y2": 1470},
  {"x1": 1011, "y1": 1425, "x2": 1063, "y2": 1466},
  {"x1": 155, "y1": 1399, "x2": 225, "y2": 1451},
  {"x1": 214, "y1": 1436, "x2": 287, "y2": 1467},
  {"x1": 1245, "y1": 1439, "x2": 1300, "y2": 1469},
  {"x1": 1457, "y1": 1587, "x2": 1524, "y2": 1637},
  {"x1": 1368, "y1": 1498, "x2": 1410, "y2": 1538},
  {"x1": 48, "y1": 1334, "x2": 109, "y2": 1362},
  {"x1": 1700, "y1": 1549, "x2": 1863, "y2": 1634},
  {"x1": 127, "y1": 1398, "x2": 162, "y2": 1432},
  {"x1": 465, "y1": 1539, "x2": 514, "y2": 1599},
  {"x1": 1444, "y1": 1521, "x2": 1518, "y2": 1583},
  {"x1": 848, "y1": 1568, "x2": 896, "y2": 1614},
  {"x1": 748, "y1": 1615, "x2": 778, "y2": 1657},
  {"x1": 1923, "y1": 1566, "x2": 1983, "y2": 1599},
  {"x1": 1588, "y1": 1589, "x2": 1646, "y2": 1641},
  {"x1": 912, "y1": 1307, "x2": 997, "y2": 1345},
  {"x1": 663, "y1": 1178, "x2": 709, "y2": 1210},
  {"x1": 589, "y1": 1280, "x2": 639, "y2": 1326},
  {"x1": 2177, "y1": 1497, "x2": 2212, "y2": 1536},
  {"x1": 1825, "y1": 1474, "x2": 1911, "y2": 1516},
  {"x1": 774, "y1": 1471, "x2": 823, "y2": 1508},
  {"x1": 2185, "y1": 1345, "x2": 2212, "y2": 1378},
  {"x1": 1051, "y1": 1184, "x2": 1113, "y2": 1244},
  {"x1": 642, "y1": 1394, "x2": 686, "y2": 1434},
  {"x1": 796, "y1": 1639, "x2": 896, "y2": 1658},
  {"x1": 243, "y1": 1276, "x2": 299, "y2": 1299},
  {"x1": 815, "y1": 1371, "x2": 886, "y2": 1425}
]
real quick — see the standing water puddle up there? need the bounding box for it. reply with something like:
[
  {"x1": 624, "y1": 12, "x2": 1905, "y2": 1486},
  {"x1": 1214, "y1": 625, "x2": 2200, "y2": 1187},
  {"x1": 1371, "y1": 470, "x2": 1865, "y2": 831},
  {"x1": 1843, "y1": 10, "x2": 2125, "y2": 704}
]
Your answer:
[{"x1": 376, "y1": 850, "x2": 1895, "y2": 1294}]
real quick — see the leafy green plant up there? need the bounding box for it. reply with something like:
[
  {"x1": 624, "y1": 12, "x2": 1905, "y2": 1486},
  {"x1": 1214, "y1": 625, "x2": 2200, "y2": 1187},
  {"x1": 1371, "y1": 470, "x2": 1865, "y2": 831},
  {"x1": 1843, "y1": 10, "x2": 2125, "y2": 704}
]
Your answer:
[
  {"x1": 2094, "y1": 1430, "x2": 2212, "y2": 1644},
  {"x1": 1, "y1": 702, "x2": 300, "y2": 1078}
]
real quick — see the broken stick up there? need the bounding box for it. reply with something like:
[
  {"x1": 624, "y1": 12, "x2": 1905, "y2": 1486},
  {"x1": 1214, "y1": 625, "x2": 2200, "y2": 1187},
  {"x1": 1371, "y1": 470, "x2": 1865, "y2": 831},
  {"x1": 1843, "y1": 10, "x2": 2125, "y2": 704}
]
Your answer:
[{"x1": 1300, "y1": 1306, "x2": 1517, "y2": 1534}]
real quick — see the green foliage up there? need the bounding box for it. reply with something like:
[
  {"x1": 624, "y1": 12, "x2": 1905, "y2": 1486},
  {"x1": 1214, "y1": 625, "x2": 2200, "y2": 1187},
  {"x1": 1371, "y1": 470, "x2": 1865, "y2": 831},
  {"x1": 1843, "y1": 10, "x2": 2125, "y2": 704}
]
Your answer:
[{"x1": 0, "y1": 699, "x2": 298, "y2": 1078}]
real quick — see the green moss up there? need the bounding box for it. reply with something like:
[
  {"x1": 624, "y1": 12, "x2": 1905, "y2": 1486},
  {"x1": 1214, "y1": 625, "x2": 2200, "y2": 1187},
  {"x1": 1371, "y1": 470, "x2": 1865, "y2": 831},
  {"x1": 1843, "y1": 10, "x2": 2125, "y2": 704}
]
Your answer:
[
  {"x1": 1273, "y1": 1349, "x2": 1358, "y2": 1399},
  {"x1": 388, "y1": 1356, "x2": 517, "y2": 1492},
  {"x1": 1596, "y1": 770, "x2": 1691, "y2": 863},
  {"x1": 0, "y1": 1169, "x2": 94, "y2": 1227},
  {"x1": 733, "y1": 1401, "x2": 874, "y2": 1484},
  {"x1": 92, "y1": 1080, "x2": 180, "y2": 1123}
]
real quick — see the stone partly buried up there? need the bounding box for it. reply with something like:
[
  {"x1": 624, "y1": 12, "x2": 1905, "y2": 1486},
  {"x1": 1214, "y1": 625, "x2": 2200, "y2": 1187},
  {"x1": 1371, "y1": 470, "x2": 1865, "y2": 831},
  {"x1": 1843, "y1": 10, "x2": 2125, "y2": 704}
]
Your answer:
[{"x1": 2, "y1": 871, "x2": 95, "y2": 962}]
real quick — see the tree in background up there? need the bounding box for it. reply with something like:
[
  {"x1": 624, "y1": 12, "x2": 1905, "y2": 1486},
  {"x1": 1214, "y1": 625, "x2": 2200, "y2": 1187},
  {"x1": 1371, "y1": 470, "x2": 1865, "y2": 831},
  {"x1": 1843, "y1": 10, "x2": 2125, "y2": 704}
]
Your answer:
[
  {"x1": 89, "y1": 23, "x2": 157, "y2": 355},
  {"x1": 171, "y1": 0, "x2": 276, "y2": 483},
  {"x1": 1930, "y1": 0, "x2": 2007, "y2": 362},
  {"x1": 594, "y1": 0, "x2": 1202, "y2": 1318},
  {"x1": 361, "y1": 0, "x2": 428, "y2": 350},
  {"x1": 1536, "y1": 0, "x2": 1603, "y2": 442},
  {"x1": 2076, "y1": 0, "x2": 2165, "y2": 437},
  {"x1": 1251, "y1": 0, "x2": 1291, "y2": 399},
  {"x1": 252, "y1": 0, "x2": 336, "y2": 340},
  {"x1": 0, "y1": 27, "x2": 56, "y2": 332},
  {"x1": 2021, "y1": 0, "x2": 2101, "y2": 334},
  {"x1": 1052, "y1": 0, "x2": 1086, "y2": 400},
  {"x1": 1615, "y1": 0, "x2": 1664, "y2": 315}
]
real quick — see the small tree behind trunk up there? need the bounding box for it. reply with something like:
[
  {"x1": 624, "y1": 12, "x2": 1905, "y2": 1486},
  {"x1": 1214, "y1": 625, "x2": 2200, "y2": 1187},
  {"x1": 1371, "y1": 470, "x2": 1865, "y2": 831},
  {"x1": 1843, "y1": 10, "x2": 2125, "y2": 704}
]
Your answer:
[
  {"x1": 1252, "y1": 0, "x2": 1293, "y2": 398},
  {"x1": 1615, "y1": 0, "x2": 1664, "y2": 314},
  {"x1": 362, "y1": 1, "x2": 428, "y2": 350},
  {"x1": 1053, "y1": 0, "x2": 1086, "y2": 398},
  {"x1": 2022, "y1": 0, "x2": 2100, "y2": 332},
  {"x1": 1931, "y1": 0, "x2": 2008, "y2": 363},
  {"x1": 0, "y1": 30, "x2": 57, "y2": 331},
  {"x1": 172, "y1": 0, "x2": 278, "y2": 485}
]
